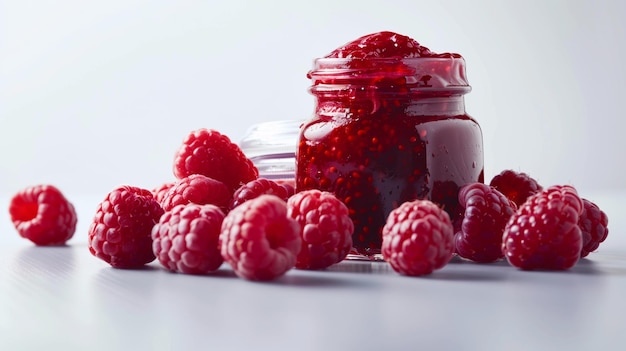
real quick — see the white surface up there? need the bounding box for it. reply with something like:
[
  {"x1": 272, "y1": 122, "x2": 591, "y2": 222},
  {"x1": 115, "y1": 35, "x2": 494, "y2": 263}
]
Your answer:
[
  {"x1": 0, "y1": 193, "x2": 625, "y2": 351},
  {"x1": 1, "y1": 0, "x2": 626, "y2": 197}
]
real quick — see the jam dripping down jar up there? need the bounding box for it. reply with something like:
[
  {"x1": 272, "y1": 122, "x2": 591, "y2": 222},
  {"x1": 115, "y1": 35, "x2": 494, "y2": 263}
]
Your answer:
[{"x1": 295, "y1": 56, "x2": 484, "y2": 259}]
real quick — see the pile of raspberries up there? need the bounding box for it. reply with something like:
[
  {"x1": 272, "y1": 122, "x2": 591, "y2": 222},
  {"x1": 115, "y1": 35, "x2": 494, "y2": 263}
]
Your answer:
[{"x1": 9, "y1": 129, "x2": 609, "y2": 279}]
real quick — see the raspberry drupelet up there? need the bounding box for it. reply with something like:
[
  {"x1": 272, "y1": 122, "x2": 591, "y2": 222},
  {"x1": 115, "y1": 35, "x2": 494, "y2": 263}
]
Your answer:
[
  {"x1": 382, "y1": 199, "x2": 455, "y2": 276},
  {"x1": 219, "y1": 195, "x2": 301, "y2": 281},
  {"x1": 287, "y1": 189, "x2": 353, "y2": 270},
  {"x1": 88, "y1": 186, "x2": 164, "y2": 269},
  {"x1": 9, "y1": 184, "x2": 77, "y2": 246}
]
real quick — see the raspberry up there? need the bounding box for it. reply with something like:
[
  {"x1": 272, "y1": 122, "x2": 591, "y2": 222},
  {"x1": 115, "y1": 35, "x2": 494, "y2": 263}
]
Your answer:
[
  {"x1": 579, "y1": 199, "x2": 609, "y2": 257},
  {"x1": 287, "y1": 189, "x2": 353, "y2": 270},
  {"x1": 9, "y1": 185, "x2": 77, "y2": 246},
  {"x1": 489, "y1": 169, "x2": 542, "y2": 207},
  {"x1": 502, "y1": 185, "x2": 584, "y2": 270},
  {"x1": 152, "y1": 181, "x2": 175, "y2": 206},
  {"x1": 161, "y1": 174, "x2": 231, "y2": 212},
  {"x1": 88, "y1": 186, "x2": 164, "y2": 269},
  {"x1": 274, "y1": 179, "x2": 296, "y2": 193},
  {"x1": 173, "y1": 128, "x2": 258, "y2": 193},
  {"x1": 230, "y1": 178, "x2": 293, "y2": 210},
  {"x1": 220, "y1": 195, "x2": 301, "y2": 281},
  {"x1": 279, "y1": 181, "x2": 295, "y2": 198},
  {"x1": 381, "y1": 199, "x2": 455, "y2": 276},
  {"x1": 152, "y1": 203, "x2": 225, "y2": 274},
  {"x1": 455, "y1": 183, "x2": 517, "y2": 263},
  {"x1": 326, "y1": 31, "x2": 435, "y2": 59}
]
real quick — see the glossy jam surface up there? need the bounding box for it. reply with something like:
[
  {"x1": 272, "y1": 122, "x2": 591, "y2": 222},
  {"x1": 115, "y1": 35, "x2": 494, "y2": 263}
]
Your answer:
[
  {"x1": 296, "y1": 32, "x2": 484, "y2": 256},
  {"x1": 325, "y1": 31, "x2": 459, "y2": 59}
]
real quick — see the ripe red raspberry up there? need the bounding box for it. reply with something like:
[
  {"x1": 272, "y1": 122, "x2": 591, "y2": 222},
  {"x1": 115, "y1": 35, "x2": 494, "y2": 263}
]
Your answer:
[
  {"x1": 9, "y1": 185, "x2": 77, "y2": 246},
  {"x1": 279, "y1": 181, "x2": 295, "y2": 198},
  {"x1": 152, "y1": 181, "x2": 175, "y2": 206},
  {"x1": 502, "y1": 185, "x2": 584, "y2": 270},
  {"x1": 455, "y1": 183, "x2": 517, "y2": 263},
  {"x1": 161, "y1": 174, "x2": 231, "y2": 212},
  {"x1": 489, "y1": 169, "x2": 542, "y2": 207},
  {"x1": 579, "y1": 199, "x2": 609, "y2": 258},
  {"x1": 230, "y1": 178, "x2": 294, "y2": 210},
  {"x1": 326, "y1": 31, "x2": 435, "y2": 59},
  {"x1": 173, "y1": 128, "x2": 258, "y2": 193},
  {"x1": 287, "y1": 189, "x2": 353, "y2": 270},
  {"x1": 220, "y1": 195, "x2": 301, "y2": 281},
  {"x1": 152, "y1": 203, "x2": 225, "y2": 274},
  {"x1": 88, "y1": 186, "x2": 164, "y2": 269},
  {"x1": 274, "y1": 179, "x2": 296, "y2": 193},
  {"x1": 382, "y1": 199, "x2": 455, "y2": 276}
]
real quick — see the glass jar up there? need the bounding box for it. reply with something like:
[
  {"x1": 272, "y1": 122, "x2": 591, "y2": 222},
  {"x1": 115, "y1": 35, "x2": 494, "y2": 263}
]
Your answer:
[
  {"x1": 239, "y1": 119, "x2": 302, "y2": 184},
  {"x1": 296, "y1": 56, "x2": 484, "y2": 259}
]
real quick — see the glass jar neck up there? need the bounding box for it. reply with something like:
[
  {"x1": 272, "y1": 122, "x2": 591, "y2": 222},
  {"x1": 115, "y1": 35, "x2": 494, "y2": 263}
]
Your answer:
[
  {"x1": 312, "y1": 92, "x2": 467, "y2": 117},
  {"x1": 404, "y1": 95, "x2": 466, "y2": 116},
  {"x1": 308, "y1": 57, "x2": 471, "y2": 117}
]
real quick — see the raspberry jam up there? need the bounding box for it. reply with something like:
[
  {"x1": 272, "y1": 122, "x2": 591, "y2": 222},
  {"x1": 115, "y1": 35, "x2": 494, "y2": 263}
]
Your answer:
[{"x1": 296, "y1": 34, "x2": 484, "y2": 259}]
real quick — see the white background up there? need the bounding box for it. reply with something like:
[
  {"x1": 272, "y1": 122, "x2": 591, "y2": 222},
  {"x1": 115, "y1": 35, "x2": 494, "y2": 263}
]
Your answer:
[
  {"x1": 1, "y1": 0, "x2": 625, "y2": 200},
  {"x1": 1, "y1": 4, "x2": 626, "y2": 350}
]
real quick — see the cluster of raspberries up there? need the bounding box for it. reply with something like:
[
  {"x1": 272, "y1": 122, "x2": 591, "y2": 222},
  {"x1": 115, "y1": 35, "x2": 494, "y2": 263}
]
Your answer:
[
  {"x1": 383, "y1": 170, "x2": 609, "y2": 276},
  {"x1": 455, "y1": 171, "x2": 608, "y2": 271},
  {"x1": 8, "y1": 128, "x2": 609, "y2": 279},
  {"x1": 85, "y1": 129, "x2": 354, "y2": 281}
]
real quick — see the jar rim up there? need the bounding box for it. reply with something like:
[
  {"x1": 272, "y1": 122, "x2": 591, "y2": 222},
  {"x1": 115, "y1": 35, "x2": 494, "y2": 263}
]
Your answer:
[
  {"x1": 239, "y1": 119, "x2": 303, "y2": 159},
  {"x1": 308, "y1": 56, "x2": 470, "y2": 92},
  {"x1": 312, "y1": 56, "x2": 465, "y2": 66}
]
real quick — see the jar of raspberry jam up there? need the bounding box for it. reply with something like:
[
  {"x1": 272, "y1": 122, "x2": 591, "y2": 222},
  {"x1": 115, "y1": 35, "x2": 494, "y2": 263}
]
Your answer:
[{"x1": 296, "y1": 35, "x2": 484, "y2": 259}]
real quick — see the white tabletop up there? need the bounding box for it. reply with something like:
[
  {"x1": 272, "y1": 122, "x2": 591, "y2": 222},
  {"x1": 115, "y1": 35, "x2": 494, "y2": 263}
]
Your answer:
[{"x1": 1, "y1": 192, "x2": 625, "y2": 351}]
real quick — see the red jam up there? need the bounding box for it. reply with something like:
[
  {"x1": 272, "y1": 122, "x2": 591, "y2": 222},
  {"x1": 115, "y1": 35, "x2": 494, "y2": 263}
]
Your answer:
[{"x1": 295, "y1": 32, "x2": 484, "y2": 258}]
